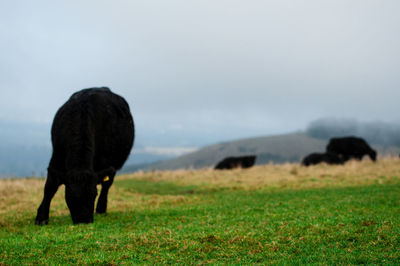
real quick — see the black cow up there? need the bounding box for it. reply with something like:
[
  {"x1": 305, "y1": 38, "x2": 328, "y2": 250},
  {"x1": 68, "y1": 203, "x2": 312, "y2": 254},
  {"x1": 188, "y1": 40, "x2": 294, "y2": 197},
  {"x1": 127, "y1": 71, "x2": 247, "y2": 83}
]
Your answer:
[
  {"x1": 35, "y1": 87, "x2": 134, "y2": 225},
  {"x1": 326, "y1": 136, "x2": 376, "y2": 162},
  {"x1": 301, "y1": 152, "x2": 345, "y2": 166},
  {"x1": 214, "y1": 155, "x2": 256, "y2": 170}
]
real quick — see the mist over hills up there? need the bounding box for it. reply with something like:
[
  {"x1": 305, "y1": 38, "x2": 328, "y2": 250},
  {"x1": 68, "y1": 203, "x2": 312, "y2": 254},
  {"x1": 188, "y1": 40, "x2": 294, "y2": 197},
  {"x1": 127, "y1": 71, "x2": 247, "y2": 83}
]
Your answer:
[
  {"x1": 126, "y1": 118, "x2": 400, "y2": 172},
  {"x1": 1, "y1": 117, "x2": 399, "y2": 177},
  {"x1": 0, "y1": 120, "x2": 51, "y2": 177},
  {"x1": 123, "y1": 132, "x2": 320, "y2": 172},
  {"x1": 124, "y1": 132, "x2": 400, "y2": 172},
  {"x1": 0, "y1": 119, "x2": 180, "y2": 177},
  {"x1": 306, "y1": 118, "x2": 400, "y2": 147}
]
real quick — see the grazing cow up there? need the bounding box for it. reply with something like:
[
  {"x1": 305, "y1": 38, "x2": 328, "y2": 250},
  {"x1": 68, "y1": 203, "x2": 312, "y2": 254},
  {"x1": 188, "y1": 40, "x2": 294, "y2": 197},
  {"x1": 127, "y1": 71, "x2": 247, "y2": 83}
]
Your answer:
[
  {"x1": 326, "y1": 136, "x2": 376, "y2": 162},
  {"x1": 214, "y1": 155, "x2": 256, "y2": 170},
  {"x1": 301, "y1": 152, "x2": 345, "y2": 166},
  {"x1": 35, "y1": 87, "x2": 134, "y2": 225}
]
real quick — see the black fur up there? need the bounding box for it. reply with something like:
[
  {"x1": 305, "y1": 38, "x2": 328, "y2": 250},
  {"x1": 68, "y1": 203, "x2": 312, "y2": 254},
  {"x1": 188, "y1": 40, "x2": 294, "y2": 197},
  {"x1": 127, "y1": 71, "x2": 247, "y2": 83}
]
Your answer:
[
  {"x1": 35, "y1": 87, "x2": 134, "y2": 225},
  {"x1": 326, "y1": 136, "x2": 376, "y2": 162},
  {"x1": 301, "y1": 152, "x2": 345, "y2": 166},
  {"x1": 214, "y1": 155, "x2": 256, "y2": 170}
]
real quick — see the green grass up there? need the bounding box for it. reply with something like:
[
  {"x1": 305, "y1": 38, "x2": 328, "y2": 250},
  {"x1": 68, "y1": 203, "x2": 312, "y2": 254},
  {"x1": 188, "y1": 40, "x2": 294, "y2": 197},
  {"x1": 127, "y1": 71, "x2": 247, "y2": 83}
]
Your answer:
[
  {"x1": 1, "y1": 181, "x2": 400, "y2": 264},
  {"x1": 1, "y1": 159, "x2": 400, "y2": 264}
]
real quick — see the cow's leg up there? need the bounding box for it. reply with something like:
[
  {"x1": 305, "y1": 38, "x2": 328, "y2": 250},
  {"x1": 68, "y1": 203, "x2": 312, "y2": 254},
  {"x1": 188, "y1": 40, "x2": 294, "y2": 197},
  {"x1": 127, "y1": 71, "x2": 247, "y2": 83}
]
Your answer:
[
  {"x1": 96, "y1": 168, "x2": 116, "y2": 214},
  {"x1": 35, "y1": 172, "x2": 61, "y2": 225}
]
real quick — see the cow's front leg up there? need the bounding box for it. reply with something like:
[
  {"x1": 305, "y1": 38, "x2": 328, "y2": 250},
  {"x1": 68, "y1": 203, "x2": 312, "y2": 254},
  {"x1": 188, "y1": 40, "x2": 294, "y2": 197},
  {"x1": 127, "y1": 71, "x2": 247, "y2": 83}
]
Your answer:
[
  {"x1": 96, "y1": 170, "x2": 115, "y2": 214},
  {"x1": 35, "y1": 171, "x2": 61, "y2": 225}
]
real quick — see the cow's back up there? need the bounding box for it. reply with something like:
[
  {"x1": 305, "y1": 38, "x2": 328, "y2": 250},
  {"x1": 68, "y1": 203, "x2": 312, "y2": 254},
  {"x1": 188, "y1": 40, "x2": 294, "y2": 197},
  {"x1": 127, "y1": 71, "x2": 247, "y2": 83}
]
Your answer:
[
  {"x1": 327, "y1": 136, "x2": 369, "y2": 154},
  {"x1": 50, "y1": 87, "x2": 134, "y2": 173}
]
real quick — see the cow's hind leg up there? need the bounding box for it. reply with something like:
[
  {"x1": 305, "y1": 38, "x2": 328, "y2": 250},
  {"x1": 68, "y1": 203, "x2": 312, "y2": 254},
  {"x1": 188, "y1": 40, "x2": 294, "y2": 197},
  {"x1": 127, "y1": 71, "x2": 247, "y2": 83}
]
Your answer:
[
  {"x1": 35, "y1": 172, "x2": 60, "y2": 225},
  {"x1": 96, "y1": 168, "x2": 116, "y2": 214}
]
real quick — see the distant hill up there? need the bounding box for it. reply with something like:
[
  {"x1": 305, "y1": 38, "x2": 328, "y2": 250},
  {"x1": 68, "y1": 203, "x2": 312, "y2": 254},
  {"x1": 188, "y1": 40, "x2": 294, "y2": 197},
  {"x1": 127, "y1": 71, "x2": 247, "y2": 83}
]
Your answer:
[
  {"x1": 0, "y1": 119, "x2": 187, "y2": 177},
  {"x1": 125, "y1": 132, "x2": 400, "y2": 172}
]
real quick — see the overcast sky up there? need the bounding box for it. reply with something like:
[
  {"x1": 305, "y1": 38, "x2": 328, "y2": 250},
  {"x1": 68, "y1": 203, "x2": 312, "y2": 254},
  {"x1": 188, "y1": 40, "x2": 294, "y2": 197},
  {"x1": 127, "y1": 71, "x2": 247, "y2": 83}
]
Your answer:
[{"x1": 1, "y1": 0, "x2": 399, "y2": 146}]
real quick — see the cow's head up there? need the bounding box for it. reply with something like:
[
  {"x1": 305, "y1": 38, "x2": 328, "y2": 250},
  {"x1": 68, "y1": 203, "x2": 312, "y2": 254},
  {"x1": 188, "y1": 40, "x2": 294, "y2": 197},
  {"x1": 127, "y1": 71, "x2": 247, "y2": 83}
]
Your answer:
[
  {"x1": 369, "y1": 150, "x2": 377, "y2": 162},
  {"x1": 64, "y1": 170, "x2": 98, "y2": 224}
]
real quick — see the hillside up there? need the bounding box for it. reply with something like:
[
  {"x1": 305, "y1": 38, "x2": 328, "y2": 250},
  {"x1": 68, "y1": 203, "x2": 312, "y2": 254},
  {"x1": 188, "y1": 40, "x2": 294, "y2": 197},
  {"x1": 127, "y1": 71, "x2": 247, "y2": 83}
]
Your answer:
[{"x1": 125, "y1": 132, "x2": 400, "y2": 172}]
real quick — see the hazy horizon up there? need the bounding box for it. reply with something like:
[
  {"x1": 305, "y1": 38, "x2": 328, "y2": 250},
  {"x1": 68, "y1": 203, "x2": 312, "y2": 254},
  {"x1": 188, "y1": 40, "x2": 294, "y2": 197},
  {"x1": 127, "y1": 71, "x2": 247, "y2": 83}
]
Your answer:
[
  {"x1": 1, "y1": 116, "x2": 400, "y2": 177},
  {"x1": 1, "y1": 0, "x2": 400, "y2": 145},
  {"x1": 1, "y1": 1, "x2": 400, "y2": 176}
]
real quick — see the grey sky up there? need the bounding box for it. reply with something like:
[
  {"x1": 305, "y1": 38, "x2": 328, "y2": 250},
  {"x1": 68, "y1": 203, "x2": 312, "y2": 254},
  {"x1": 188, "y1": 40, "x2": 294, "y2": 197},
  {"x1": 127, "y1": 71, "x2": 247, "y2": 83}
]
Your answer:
[{"x1": 1, "y1": 0, "x2": 399, "y2": 145}]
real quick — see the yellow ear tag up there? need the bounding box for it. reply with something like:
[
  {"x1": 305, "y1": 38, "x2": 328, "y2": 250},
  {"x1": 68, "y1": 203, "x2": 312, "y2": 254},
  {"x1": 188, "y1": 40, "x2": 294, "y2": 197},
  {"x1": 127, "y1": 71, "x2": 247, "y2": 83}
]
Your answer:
[{"x1": 103, "y1": 176, "x2": 110, "y2": 182}]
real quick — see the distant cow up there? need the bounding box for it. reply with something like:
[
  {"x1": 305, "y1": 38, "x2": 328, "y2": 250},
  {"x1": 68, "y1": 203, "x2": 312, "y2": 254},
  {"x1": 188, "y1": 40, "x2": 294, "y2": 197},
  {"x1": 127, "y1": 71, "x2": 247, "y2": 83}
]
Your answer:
[
  {"x1": 326, "y1": 136, "x2": 376, "y2": 162},
  {"x1": 214, "y1": 155, "x2": 256, "y2": 170},
  {"x1": 301, "y1": 152, "x2": 345, "y2": 166},
  {"x1": 35, "y1": 87, "x2": 134, "y2": 225}
]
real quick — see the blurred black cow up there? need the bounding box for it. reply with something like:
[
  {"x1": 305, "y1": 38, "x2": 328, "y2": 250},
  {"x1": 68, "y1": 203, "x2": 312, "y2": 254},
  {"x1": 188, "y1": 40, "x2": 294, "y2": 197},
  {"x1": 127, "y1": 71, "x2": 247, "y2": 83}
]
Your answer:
[
  {"x1": 301, "y1": 152, "x2": 345, "y2": 166},
  {"x1": 326, "y1": 136, "x2": 376, "y2": 162},
  {"x1": 35, "y1": 87, "x2": 134, "y2": 225},
  {"x1": 214, "y1": 155, "x2": 256, "y2": 170}
]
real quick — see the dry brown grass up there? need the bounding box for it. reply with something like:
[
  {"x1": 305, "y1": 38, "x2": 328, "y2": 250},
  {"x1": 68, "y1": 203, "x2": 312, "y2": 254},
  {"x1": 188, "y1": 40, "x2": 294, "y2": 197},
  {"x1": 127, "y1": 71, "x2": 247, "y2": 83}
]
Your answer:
[
  {"x1": 0, "y1": 178, "x2": 71, "y2": 220},
  {"x1": 0, "y1": 178, "x2": 44, "y2": 215},
  {"x1": 120, "y1": 157, "x2": 400, "y2": 190},
  {"x1": 1, "y1": 157, "x2": 399, "y2": 219}
]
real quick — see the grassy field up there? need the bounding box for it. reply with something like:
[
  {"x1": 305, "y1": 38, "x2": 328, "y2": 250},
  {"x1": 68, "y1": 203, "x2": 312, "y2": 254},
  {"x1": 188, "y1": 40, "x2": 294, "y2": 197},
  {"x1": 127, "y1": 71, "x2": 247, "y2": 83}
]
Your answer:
[{"x1": 1, "y1": 158, "x2": 400, "y2": 264}]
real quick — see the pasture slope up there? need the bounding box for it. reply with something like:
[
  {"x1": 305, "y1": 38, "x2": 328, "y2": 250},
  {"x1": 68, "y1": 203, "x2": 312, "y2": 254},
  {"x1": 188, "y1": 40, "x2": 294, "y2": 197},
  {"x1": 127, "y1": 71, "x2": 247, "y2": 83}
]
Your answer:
[
  {"x1": 124, "y1": 132, "x2": 400, "y2": 172},
  {"x1": 1, "y1": 158, "x2": 400, "y2": 264}
]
